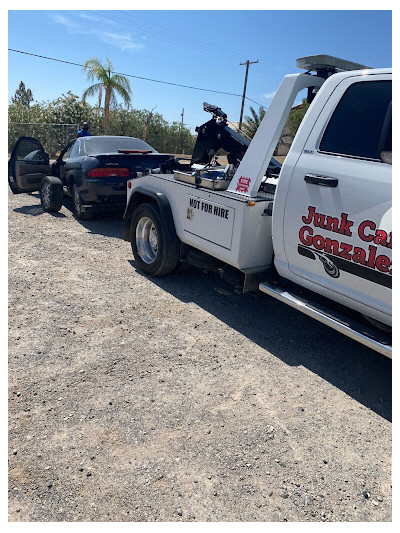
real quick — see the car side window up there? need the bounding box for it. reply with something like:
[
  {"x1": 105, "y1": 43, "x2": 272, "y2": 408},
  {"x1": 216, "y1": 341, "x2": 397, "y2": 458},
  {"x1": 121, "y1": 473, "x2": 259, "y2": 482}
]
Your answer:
[
  {"x1": 80, "y1": 140, "x2": 88, "y2": 156},
  {"x1": 16, "y1": 139, "x2": 47, "y2": 162},
  {"x1": 69, "y1": 141, "x2": 80, "y2": 158},
  {"x1": 62, "y1": 143, "x2": 74, "y2": 162},
  {"x1": 319, "y1": 80, "x2": 392, "y2": 161}
]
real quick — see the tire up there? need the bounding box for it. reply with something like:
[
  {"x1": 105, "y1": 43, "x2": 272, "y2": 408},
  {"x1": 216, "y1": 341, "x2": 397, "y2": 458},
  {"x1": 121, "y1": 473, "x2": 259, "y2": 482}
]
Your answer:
[
  {"x1": 40, "y1": 176, "x2": 63, "y2": 212},
  {"x1": 130, "y1": 203, "x2": 180, "y2": 276},
  {"x1": 72, "y1": 183, "x2": 93, "y2": 220}
]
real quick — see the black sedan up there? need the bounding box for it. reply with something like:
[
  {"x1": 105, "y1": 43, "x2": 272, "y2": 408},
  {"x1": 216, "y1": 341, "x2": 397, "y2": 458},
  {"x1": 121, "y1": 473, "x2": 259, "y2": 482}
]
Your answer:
[{"x1": 8, "y1": 135, "x2": 173, "y2": 218}]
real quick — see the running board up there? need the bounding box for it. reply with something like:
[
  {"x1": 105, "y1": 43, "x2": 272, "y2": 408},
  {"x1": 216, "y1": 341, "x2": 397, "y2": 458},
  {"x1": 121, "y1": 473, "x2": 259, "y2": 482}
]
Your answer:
[{"x1": 259, "y1": 281, "x2": 392, "y2": 358}]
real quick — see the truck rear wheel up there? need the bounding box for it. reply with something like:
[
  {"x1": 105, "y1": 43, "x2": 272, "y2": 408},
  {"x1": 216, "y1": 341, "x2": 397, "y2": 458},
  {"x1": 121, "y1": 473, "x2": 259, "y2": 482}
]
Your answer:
[{"x1": 131, "y1": 203, "x2": 180, "y2": 276}]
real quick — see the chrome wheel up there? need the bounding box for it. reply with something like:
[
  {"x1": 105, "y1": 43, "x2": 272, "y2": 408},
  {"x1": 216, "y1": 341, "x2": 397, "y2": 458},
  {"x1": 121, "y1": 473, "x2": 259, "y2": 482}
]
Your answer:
[{"x1": 136, "y1": 216, "x2": 159, "y2": 264}]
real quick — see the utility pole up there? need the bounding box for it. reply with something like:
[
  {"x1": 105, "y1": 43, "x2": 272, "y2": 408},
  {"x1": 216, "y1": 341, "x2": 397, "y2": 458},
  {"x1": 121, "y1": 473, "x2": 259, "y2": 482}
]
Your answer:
[
  {"x1": 239, "y1": 59, "x2": 258, "y2": 130},
  {"x1": 180, "y1": 108, "x2": 184, "y2": 154}
]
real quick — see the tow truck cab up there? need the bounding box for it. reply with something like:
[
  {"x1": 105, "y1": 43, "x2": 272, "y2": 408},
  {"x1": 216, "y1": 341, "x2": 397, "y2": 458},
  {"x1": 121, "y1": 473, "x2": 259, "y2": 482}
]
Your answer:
[
  {"x1": 123, "y1": 55, "x2": 392, "y2": 357},
  {"x1": 271, "y1": 63, "x2": 391, "y2": 330}
]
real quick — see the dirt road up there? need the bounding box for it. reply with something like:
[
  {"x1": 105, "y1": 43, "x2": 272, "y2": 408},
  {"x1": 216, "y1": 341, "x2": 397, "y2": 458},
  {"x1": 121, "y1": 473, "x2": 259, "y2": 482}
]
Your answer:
[{"x1": 8, "y1": 189, "x2": 392, "y2": 522}]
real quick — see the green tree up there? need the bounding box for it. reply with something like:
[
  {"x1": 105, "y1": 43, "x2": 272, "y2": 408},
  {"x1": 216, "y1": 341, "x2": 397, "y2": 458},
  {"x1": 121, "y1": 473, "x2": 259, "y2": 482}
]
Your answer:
[
  {"x1": 286, "y1": 98, "x2": 310, "y2": 137},
  {"x1": 242, "y1": 106, "x2": 266, "y2": 139},
  {"x1": 11, "y1": 81, "x2": 34, "y2": 107},
  {"x1": 9, "y1": 90, "x2": 196, "y2": 157},
  {"x1": 82, "y1": 57, "x2": 132, "y2": 134}
]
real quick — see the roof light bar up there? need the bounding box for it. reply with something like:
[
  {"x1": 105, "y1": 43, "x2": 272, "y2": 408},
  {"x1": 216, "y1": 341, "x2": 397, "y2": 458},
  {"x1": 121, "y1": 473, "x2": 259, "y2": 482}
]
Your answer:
[{"x1": 297, "y1": 54, "x2": 371, "y2": 74}]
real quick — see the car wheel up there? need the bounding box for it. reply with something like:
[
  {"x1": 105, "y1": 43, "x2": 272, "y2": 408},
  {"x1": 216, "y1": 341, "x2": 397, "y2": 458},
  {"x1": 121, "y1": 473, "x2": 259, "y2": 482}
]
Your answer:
[
  {"x1": 131, "y1": 203, "x2": 180, "y2": 276},
  {"x1": 40, "y1": 176, "x2": 63, "y2": 212},
  {"x1": 72, "y1": 183, "x2": 92, "y2": 220}
]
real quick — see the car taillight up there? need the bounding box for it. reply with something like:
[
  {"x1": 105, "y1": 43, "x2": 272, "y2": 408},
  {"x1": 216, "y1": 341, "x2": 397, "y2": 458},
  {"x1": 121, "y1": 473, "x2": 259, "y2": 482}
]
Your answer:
[
  {"x1": 127, "y1": 181, "x2": 132, "y2": 189},
  {"x1": 88, "y1": 168, "x2": 130, "y2": 178}
]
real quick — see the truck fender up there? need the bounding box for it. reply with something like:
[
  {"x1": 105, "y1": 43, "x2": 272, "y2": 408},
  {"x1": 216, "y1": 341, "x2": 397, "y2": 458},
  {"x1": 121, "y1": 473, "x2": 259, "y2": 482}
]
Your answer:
[{"x1": 122, "y1": 186, "x2": 179, "y2": 246}]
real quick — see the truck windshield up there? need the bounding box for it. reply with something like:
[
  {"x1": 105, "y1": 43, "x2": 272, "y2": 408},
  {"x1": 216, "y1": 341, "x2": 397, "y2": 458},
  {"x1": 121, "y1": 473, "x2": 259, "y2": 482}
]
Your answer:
[{"x1": 81, "y1": 137, "x2": 157, "y2": 155}]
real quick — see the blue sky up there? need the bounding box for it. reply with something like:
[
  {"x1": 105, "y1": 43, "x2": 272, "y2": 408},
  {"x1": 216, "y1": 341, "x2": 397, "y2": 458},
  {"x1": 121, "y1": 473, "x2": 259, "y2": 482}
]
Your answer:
[{"x1": 8, "y1": 10, "x2": 392, "y2": 131}]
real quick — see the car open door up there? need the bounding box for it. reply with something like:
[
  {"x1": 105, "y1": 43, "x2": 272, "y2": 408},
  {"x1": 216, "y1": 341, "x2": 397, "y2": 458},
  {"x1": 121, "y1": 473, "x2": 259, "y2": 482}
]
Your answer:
[{"x1": 8, "y1": 137, "x2": 50, "y2": 194}]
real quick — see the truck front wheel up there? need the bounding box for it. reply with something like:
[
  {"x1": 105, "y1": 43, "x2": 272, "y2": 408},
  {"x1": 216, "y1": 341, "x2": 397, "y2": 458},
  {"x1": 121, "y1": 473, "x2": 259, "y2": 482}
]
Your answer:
[{"x1": 131, "y1": 203, "x2": 180, "y2": 276}]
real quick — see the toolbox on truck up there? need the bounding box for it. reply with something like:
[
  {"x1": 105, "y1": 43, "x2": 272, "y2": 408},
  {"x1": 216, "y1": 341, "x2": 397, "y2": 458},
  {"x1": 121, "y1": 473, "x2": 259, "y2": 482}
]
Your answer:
[{"x1": 173, "y1": 168, "x2": 231, "y2": 190}]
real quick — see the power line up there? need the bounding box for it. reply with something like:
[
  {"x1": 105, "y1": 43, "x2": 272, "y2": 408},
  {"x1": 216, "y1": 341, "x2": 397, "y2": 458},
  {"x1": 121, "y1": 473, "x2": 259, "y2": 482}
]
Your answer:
[
  {"x1": 94, "y1": 11, "x2": 265, "y2": 107},
  {"x1": 90, "y1": 10, "x2": 243, "y2": 65},
  {"x1": 246, "y1": 97, "x2": 265, "y2": 108},
  {"x1": 87, "y1": 11, "x2": 265, "y2": 108},
  {"x1": 8, "y1": 48, "x2": 265, "y2": 108},
  {"x1": 93, "y1": 11, "x2": 218, "y2": 59},
  {"x1": 118, "y1": 11, "x2": 243, "y2": 62}
]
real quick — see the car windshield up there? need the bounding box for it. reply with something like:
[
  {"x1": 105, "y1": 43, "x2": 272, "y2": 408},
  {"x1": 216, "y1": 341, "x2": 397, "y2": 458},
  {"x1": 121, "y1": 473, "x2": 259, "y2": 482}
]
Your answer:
[{"x1": 81, "y1": 137, "x2": 157, "y2": 155}]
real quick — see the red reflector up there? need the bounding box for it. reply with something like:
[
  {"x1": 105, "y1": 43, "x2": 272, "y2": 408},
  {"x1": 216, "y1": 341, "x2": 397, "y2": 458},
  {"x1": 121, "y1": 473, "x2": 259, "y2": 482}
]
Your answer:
[
  {"x1": 88, "y1": 167, "x2": 130, "y2": 178},
  {"x1": 127, "y1": 181, "x2": 132, "y2": 189}
]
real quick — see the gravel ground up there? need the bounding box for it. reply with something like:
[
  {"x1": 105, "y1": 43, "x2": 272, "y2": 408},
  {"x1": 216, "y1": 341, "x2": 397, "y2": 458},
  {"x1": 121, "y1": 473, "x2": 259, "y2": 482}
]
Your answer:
[{"x1": 8, "y1": 188, "x2": 392, "y2": 522}]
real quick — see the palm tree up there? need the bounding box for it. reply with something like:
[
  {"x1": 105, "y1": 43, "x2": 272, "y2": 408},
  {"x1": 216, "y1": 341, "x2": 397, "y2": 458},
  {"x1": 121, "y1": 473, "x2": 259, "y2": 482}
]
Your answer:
[
  {"x1": 242, "y1": 106, "x2": 266, "y2": 139},
  {"x1": 97, "y1": 85, "x2": 103, "y2": 118},
  {"x1": 82, "y1": 57, "x2": 132, "y2": 134}
]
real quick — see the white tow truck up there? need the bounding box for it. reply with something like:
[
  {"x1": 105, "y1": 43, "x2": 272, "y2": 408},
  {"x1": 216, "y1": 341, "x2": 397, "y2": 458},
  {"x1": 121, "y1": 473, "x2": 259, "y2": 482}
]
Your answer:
[{"x1": 122, "y1": 55, "x2": 392, "y2": 358}]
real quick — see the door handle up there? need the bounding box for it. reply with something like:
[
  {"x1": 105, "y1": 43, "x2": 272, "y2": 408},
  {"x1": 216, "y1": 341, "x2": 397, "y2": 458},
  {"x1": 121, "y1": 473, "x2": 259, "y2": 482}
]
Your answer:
[{"x1": 304, "y1": 174, "x2": 338, "y2": 187}]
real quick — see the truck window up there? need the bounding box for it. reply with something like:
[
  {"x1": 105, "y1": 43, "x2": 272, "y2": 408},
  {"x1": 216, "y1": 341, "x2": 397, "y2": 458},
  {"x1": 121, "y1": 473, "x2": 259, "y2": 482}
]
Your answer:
[
  {"x1": 379, "y1": 102, "x2": 392, "y2": 164},
  {"x1": 319, "y1": 80, "x2": 392, "y2": 161}
]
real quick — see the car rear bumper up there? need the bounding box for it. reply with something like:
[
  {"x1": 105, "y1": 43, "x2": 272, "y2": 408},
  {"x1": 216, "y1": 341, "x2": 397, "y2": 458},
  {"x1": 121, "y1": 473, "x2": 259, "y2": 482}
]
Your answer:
[
  {"x1": 81, "y1": 177, "x2": 128, "y2": 205},
  {"x1": 80, "y1": 203, "x2": 125, "y2": 213}
]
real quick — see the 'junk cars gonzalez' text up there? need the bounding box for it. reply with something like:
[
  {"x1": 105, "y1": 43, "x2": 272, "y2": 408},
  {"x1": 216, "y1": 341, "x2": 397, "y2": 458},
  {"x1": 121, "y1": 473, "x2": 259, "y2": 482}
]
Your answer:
[{"x1": 299, "y1": 206, "x2": 392, "y2": 275}]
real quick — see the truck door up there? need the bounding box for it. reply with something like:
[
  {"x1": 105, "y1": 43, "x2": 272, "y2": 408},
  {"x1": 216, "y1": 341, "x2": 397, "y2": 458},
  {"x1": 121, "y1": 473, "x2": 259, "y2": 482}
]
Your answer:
[
  {"x1": 8, "y1": 137, "x2": 50, "y2": 194},
  {"x1": 282, "y1": 74, "x2": 392, "y2": 321}
]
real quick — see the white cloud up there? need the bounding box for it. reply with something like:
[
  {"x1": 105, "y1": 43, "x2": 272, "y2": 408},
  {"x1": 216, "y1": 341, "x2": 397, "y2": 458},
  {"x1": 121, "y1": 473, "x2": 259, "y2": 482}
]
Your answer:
[
  {"x1": 50, "y1": 13, "x2": 145, "y2": 53},
  {"x1": 263, "y1": 91, "x2": 277, "y2": 99},
  {"x1": 100, "y1": 31, "x2": 145, "y2": 52},
  {"x1": 51, "y1": 14, "x2": 77, "y2": 29},
  {"x1": 79, "y1": 13, "x2": 117, "y2": 26}
]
